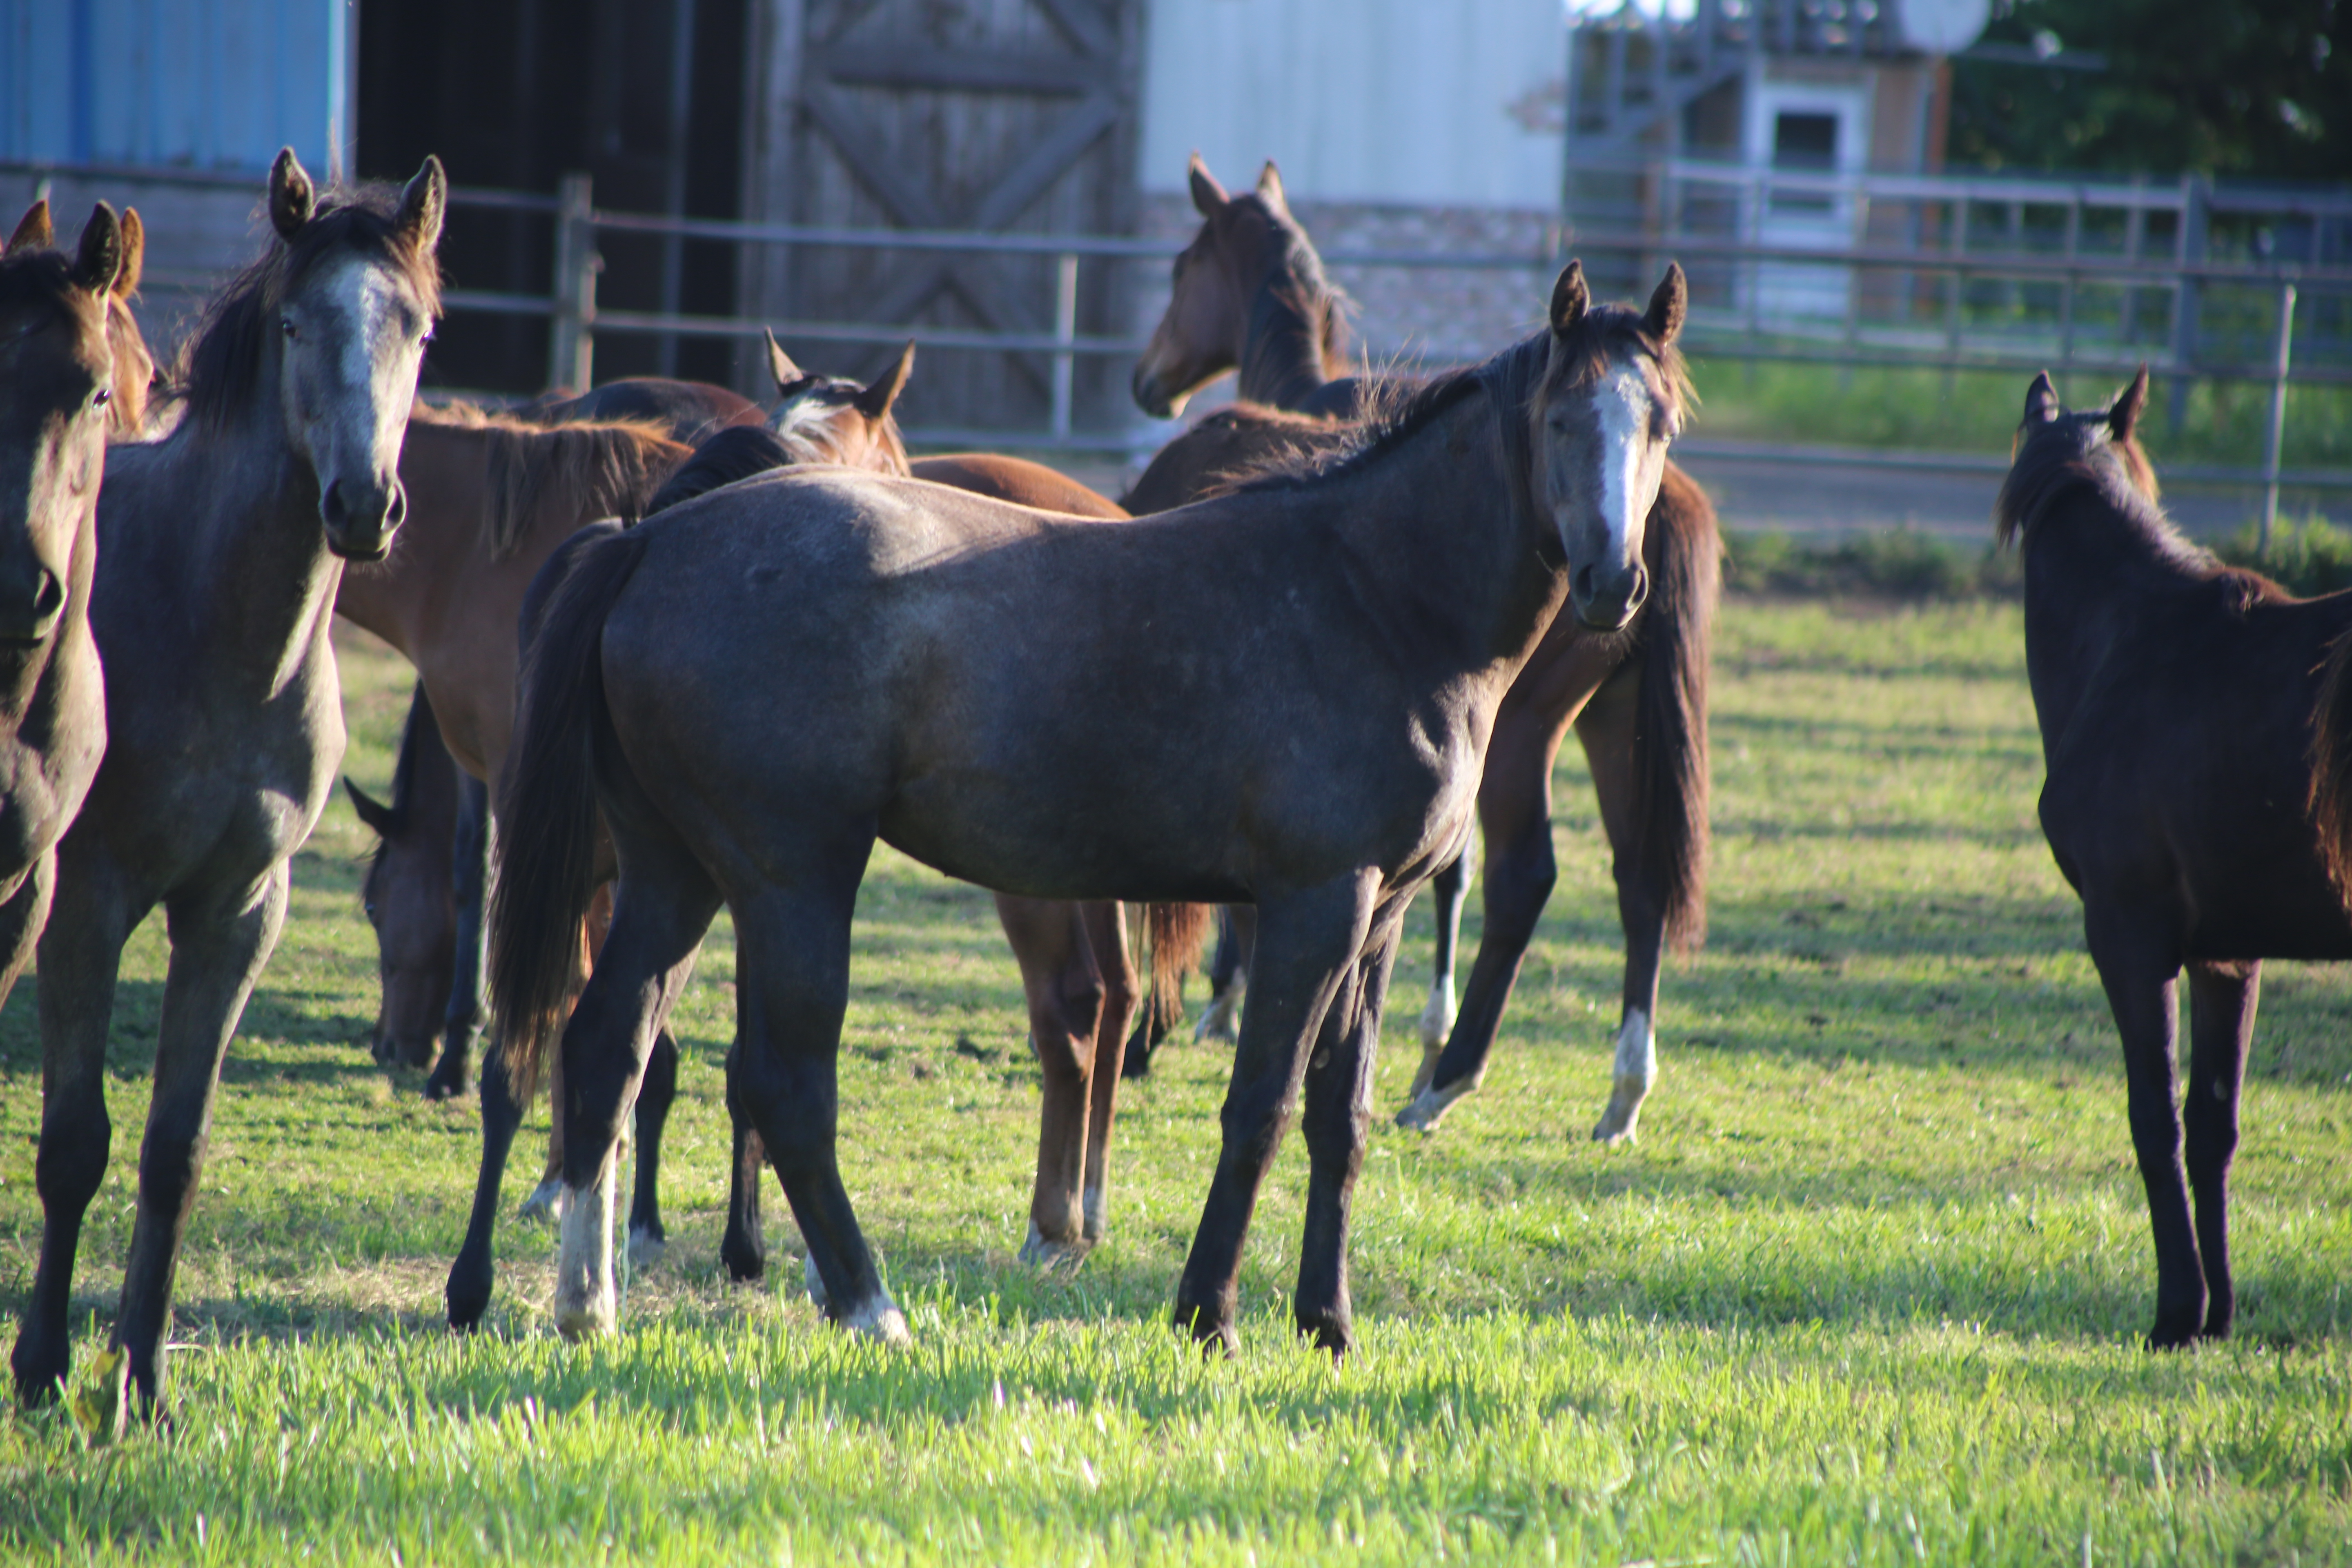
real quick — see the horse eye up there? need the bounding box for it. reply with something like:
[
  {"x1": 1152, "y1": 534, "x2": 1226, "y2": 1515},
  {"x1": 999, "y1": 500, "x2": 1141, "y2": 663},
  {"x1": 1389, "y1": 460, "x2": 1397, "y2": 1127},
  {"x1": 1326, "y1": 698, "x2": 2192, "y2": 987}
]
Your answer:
[
  {"x1": 90, "y1": 386, "x2": 110, "y2": 407},
  {"x1": 281, "y1": 320, "x2": 299, "y2": 341},
  {"x1": 363, "y1": 900, "x2": 379, "y2": 923}
]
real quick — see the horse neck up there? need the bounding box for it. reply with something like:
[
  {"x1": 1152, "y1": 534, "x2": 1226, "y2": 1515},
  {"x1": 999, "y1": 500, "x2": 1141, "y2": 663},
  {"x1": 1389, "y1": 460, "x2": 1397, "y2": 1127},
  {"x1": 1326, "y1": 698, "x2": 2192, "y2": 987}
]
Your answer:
[
  {"x1": 1235, "y1": 274, "x2": 1340, "y2": 412},
  {"x1": 109, "y1": 382, "x2": 345, "y2": 688},
  {"x1": 1302, "y1": 388, "x2": 1561, "y2": 690},
  {"x1": 2019, "y1": 480, "x2": 2197, "y2": 744},
  {"x1": 335, "y1": 421, "x2": 480, "y2": 659}
]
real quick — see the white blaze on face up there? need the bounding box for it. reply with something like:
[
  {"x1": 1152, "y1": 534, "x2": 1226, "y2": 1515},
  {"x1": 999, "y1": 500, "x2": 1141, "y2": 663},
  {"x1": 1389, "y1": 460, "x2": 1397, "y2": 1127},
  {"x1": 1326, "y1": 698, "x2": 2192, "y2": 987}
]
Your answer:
[
  {"x1": 303, "y1": 254, "x2": 421, "y2": 478},
  {"x1": 1594, "y1": 364, "x2": 1660, "y2": 574}
]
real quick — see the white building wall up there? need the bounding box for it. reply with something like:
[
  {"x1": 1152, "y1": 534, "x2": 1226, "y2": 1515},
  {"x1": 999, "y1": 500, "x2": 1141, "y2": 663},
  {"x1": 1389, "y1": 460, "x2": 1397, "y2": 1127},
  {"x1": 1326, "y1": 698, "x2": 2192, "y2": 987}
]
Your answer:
[{"x1": 1137, "y1": 0, "x2": 1567, "y2": 210}]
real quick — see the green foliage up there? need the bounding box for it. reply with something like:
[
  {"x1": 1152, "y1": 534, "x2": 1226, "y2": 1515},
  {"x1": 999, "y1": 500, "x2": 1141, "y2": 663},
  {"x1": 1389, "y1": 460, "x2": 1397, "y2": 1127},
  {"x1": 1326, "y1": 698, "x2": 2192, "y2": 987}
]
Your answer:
[
  {"x1": 2213, "y1": 512, "x2": 2352, "y2": 595},
  {"x1": 1724, "y1": 528, "x2": 2022, "y2": 599},
  {"x1": 1, "y1": 615, "x2": 2348, "y2": 1563},
  {"x1": 1948, "y1": 0, "x2": 2348, "y2": 177}
]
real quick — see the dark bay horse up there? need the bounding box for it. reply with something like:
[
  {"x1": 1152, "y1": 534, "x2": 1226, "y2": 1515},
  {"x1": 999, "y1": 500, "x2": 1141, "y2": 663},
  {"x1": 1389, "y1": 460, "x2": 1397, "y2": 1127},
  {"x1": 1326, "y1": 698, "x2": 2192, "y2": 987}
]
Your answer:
[
  {"x1": 486, "y1": 263, "x2": 1687, "y2": 1354},
  {"x1": 2009, "y1": 368, "x2": 2352, "y2": 1348},
  {"x1": 4, "y1": 200, "x2": 154, "y2": 440},
  {"x1": 11, "y1": 149, "x2": 445, "y2": 1412},
  {"x1": 345, "y1": 682, "x2": 471, "y2": 1072},
  {"x1": 0, "y1": 201, "x2": 134, "y2": 1023},
  {"x1": 1130, "y1": 197, "x2": 1716, "y2": 1141}
]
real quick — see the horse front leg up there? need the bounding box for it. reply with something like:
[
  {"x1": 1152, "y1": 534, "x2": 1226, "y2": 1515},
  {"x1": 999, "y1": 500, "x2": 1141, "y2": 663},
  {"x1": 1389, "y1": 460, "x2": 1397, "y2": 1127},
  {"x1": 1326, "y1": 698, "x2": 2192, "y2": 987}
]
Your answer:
[
  {"x1": 1576, "y1": 666, "x2": 1669, "y2": 1145},
  {"x1": 1296, "y1": 911, "x2": 1403, "y2": 1357},
  {"x1": 1174, "y1": 873, "x2": 1374, "y2": 1355},
  {"x1": 445, "y1": 1029, "x2": 525, "y2": 1330},
  {"x1": 2184, "y1": 959, "x2": 2256, "y2": 1341},
  {"x1": 1079, "y1": 900, "x2": 1138, "y2": 1244},
  {"x1": 719, "y1": 1040, "x2": 768, "y2": 1282},
  {"x1": 0, "y1": 848, "x2": 57, "y2": 1016},
  {"x1": 996, "y1": 893, "x2": 1100, "y2": 1265},
  {"x1": 10, "y1": 851, "x2": 136, "y2": 1406},
  {"x1": 113, "y1": 867, "x2": 290, "y2": 1410},
  {"x1": 423, "y1": 770, "x2": 488, "y2": 1102},
  {"x1": 2084, "y1": 899, "x2": 2203, "y2": 1348}
]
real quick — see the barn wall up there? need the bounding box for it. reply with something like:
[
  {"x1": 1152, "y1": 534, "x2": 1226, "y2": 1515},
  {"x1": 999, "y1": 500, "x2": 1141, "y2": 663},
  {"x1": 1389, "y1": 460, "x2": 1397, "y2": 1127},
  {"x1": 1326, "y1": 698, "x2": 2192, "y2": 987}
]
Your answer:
[{"x1": 0, "y1": 0, "x2": 351, "y2": 173}]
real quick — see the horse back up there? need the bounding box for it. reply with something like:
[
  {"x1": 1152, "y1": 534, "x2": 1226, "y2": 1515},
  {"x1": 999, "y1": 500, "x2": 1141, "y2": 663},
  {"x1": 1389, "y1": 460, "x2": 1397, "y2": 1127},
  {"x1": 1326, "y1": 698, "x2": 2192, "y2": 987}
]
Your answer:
[{"x1": 910, "y1": 454, "x2": 1126, "y2": 519}]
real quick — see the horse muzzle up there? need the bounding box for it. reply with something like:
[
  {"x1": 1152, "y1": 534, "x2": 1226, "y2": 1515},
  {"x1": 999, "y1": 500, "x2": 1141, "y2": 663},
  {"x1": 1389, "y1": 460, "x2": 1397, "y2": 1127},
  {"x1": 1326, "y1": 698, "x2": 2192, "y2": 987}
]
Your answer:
[
  {"x1": 322, "y1": 476, "x2": 406, "y2": 561},
  {"x1": 1570, "y1": 561, "x2": 1649, "y2": 632},
  {"x1": 1131, "y1": 363, "x2": 1183, "y2": 421}
]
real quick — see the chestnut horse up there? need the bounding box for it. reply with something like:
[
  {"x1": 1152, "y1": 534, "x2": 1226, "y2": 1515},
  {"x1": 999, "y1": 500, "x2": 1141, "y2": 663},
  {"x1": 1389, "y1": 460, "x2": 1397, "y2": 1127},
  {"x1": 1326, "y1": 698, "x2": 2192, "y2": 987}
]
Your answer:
[
  {"x1": 13, "y1": 150, "x2": 446, "y2": 1412},
  {"x1": 485, "y1": 263, "x2": 1688, "y2": 1355},
  {"x1": 1129, "y1": 167, "x2": 1716, "y2": 1142},
  {"x1": 2014, "y1": 368, "x2": 2352, "y2": 1348}
]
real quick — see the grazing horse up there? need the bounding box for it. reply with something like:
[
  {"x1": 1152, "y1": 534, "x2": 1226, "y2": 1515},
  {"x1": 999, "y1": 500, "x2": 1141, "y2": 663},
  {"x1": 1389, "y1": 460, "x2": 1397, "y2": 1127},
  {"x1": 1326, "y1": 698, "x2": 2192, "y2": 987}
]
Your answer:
[
  {"x1": 0, "y1": 202, "x2": 132, "y2": 1024},
  {"x1": 1128, "y1": 190, "x2": 1716, "y2": 1140},
  {"x1": 10, "y1": 149, "x2": 445, "y2": 1412},
  {"x1": 2009, "y1": 368, "x2": 2352, "y2": 1348},
  {"x1": 485, "y1": 261, "x2": 1685, "y2": 1354},
  {"x1": 345, "y1": 683, "x2": 471, "y2": 1072}
]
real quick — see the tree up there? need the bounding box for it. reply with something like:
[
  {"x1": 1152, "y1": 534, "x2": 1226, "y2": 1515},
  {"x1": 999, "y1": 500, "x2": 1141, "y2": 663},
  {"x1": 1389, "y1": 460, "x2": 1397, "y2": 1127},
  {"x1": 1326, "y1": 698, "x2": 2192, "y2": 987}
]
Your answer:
[{"x1": 1947, "y1": 0, "x2": 2348, "y2": 178}]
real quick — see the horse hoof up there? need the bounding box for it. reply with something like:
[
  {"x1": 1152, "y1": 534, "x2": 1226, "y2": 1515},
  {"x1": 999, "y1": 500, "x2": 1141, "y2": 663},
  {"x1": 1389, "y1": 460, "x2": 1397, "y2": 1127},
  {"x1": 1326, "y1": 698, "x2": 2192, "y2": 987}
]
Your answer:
[
  {"x1": 517, "y1": 1178, "x2": 566, "y2": 1224},
  {"x1": 839, "y1": 1295, "x2": 911, "y2": 1347},
  {"x1": 421, "y1": 1062, "x2": 467, "y2": 1101},
  {"x1": 1193, "y1": 992, "x2": 1240, "y2": 1045},
  {"x1": 626, "y1": 1225, "x2": 667, "y2": 1271},
  {"x1": 555, "y1": 1295, "x2": 614, "y2": 1342},
  {"x1": 1174, "y1": 1307, "x2": 1238, "y2": 1359},
  {"x1": 1018, "y1": 1221, "x2": 1090, "y2": 1270},
  {"x1": 1590, "y1": 1083, "x2": 1647, "y2": 1144},
  {"x1": 445, "y1": 1270, "x2": 491, "y2": 1333},
  {"x1": 1295, "y1": 1310, "x2": 1354, "y2": 1360},
  {"x1": 1395, "y1": 1078, "x2": 1472, "y2": 1132}
]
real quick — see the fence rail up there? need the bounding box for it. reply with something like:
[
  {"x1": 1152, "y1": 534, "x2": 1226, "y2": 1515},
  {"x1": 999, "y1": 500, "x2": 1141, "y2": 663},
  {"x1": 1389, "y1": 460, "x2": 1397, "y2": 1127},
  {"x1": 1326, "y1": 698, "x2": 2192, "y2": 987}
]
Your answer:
[{"x1": 11, "y1": 156, "x2": 2352, "y2": 516}]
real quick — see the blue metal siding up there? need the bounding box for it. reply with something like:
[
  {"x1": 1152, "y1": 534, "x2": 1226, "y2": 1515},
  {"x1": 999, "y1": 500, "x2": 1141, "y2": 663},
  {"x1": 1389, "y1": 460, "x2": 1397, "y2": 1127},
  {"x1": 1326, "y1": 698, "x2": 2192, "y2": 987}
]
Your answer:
[{"x1": 0, "y1": 0, "x2": 350, "y2": 172}]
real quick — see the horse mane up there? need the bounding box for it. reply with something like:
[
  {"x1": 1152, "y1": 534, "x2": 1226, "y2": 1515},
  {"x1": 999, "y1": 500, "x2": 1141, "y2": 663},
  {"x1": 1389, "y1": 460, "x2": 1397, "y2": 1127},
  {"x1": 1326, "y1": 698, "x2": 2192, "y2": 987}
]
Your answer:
[
  {"x1": 416, "y1": 401, "x2": 687, "y2": 559},
  {"x1": 1227, "y1": 303, "x2": 1688, "y2": 497},
  {"x1": 168, "y1": 180, "x2": 443, "y2": 437},
  {"x1": 644, "y1": 425, "x2": 799, "y2": 516},
  {"x1": 366, "y1": 682, "x2": 440, "y2": 855}
]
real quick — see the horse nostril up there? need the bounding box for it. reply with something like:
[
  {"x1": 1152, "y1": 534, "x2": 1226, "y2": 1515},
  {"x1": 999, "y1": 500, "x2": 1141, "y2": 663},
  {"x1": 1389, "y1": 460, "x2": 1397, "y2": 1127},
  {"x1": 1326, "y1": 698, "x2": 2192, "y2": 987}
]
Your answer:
[
  {"x1": 384, "y1": 482, "x2": 407, "y2": 527},
  {"x1": 30, "y1": 570, "x2": 62, "y2": 619},
  {"x1": 1573, "y1": 564, "x2": 1597, "y2": 603},
  {"x1": 321, "y1": 478, "x2": 349, "y2": 528},
  {"x1": 1627, "y1": 565, "x2": 1650, "y2": 610}
]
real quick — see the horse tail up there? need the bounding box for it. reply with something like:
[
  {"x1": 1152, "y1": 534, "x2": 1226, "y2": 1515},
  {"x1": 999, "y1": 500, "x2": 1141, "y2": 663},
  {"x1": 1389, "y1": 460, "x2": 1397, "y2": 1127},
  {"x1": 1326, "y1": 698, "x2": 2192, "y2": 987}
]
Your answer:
[
  {"x1": 1144, "y1": 902, "x2": 1216, "y2": 1025},
  {"x1": 2309, "y1": 630, "x2": 2352, "y2": 893},
  {"x1": 487, "y1": 524, "x2": 650, "y2": 1103},
  {"x1": 1635, "y1": 465, "x2": 1722, "y2": 952}
]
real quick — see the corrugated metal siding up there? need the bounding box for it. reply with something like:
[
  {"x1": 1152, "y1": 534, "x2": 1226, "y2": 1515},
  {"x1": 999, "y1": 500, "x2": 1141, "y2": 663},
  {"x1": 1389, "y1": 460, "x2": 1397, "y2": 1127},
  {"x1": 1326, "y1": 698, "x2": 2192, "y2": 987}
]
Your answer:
[{"x1": 0, "y1": 0, "x2": 349, "y2": 172}]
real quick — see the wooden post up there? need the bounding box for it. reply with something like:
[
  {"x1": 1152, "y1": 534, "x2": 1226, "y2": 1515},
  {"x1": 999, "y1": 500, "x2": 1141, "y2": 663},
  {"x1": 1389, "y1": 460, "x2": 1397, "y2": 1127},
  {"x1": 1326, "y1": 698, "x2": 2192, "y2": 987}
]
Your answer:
[
  {"x1": 2262, "y1": 280, "x2": 2298, "y2": 557},
  {"x1": 548, "y1": 172, "x2": 599, "y2": 394}
]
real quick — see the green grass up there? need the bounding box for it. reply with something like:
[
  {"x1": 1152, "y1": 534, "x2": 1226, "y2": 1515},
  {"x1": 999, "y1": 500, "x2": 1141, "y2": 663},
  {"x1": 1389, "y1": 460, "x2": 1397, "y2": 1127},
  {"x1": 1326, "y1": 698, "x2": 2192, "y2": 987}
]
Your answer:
[
  {"x1": 2, "y1": 608, "x2": 2350, "y2": 1564},
  {"x1": 1688, "y1": 357, "x2": 2352, "y2": 473}
]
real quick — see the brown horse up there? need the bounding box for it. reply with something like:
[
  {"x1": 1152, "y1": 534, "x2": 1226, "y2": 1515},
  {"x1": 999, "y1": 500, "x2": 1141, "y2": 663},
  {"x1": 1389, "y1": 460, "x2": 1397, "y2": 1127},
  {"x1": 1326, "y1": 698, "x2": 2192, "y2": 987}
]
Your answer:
[
  {"x1": 486, "y1": 262, "x2": 1688, "y2": 1355},
  {"x1": 13, "y1": 150, "x2": 445, "y2": 1412},
  {"x1": 0, "y1": 201, "x2": 134, "y2": 1021},
  {"x1": 2011, "y1": 368, "x2": 2352, "y2": 1348},
  {"x1": 1130, "y1": 179, "x2": 1716, "y2": 1141},
  {"x1": 4, "y1": 200, "x2": 154, "y2": 440}
]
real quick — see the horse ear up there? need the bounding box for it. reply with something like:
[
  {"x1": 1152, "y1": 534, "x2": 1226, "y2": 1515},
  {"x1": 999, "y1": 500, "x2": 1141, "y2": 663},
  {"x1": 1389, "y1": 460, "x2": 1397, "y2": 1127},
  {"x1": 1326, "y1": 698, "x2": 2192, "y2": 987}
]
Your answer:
[
  {"x1": 765, "y1": 328, "x2": 801, "y2": 392},
  {"x1": 395, "y1": 155, "x2": 448, "y2": 255},
  {"x1": 343, "y1": 777, "x2": 398, "y2": 837},
  {"x1": 1549, "y1": 261, "x2": 1588, "y2": 337},
  {"x1": 2109, "y1": 363, "x2": 2150, "y2": 443},
  {"x1": 857, "y1": 340, "x2": 915, "y2": 421},
  {"x1": 1255, "y1": 160, "x2": 1288, "y2": 213},
  {"x1": 69, "y1": 204, "x2": 122, "y2": 298},
  {"x1": 269, "y1": 147, "x2": 316, "y2": 239},
  {"x1": 2024, "y1": 371, "x2": 2060, "y2": 425},
  {"x1": 112, "y1": 207, "x2": 143, "y2": 298},
  {"x1": 5, "y1": 199, "x2": 51, "y2": 256},
  {"x1": 1188, "y1": 152, "x2": 1229, "y2": 217},
  {"x1": 1643, "y1": 262, "x2": 1687, "y2": 345}
]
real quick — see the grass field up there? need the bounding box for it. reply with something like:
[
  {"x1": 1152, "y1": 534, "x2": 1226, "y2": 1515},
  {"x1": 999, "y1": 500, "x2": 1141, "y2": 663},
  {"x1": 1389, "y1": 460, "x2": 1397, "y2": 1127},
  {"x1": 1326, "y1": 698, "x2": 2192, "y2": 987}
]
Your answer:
[{"x1": 2, "y1": 603, "x2": 2349, "y2": 1564}]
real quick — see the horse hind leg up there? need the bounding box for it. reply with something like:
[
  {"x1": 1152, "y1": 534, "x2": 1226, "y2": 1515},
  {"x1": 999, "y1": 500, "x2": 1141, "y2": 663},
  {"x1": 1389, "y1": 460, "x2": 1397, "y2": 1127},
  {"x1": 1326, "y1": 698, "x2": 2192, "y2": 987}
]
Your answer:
[
  {"x1": 1577, "y1": 675, "x2": 1668, "y2": 1145},
  {"x1": 1410, "y1": 836, "x2": 1474, "y2": 1098},
  {"x1": 731, "y1": 870, "x2": 907, "y2": 1345},
  {"x1": 548, "y1": 862, "x2": 718, "y2": 1341},
  {"x1": 719, "y1": 1039, "x2": 768, "y2": 1282},
  {"x1": 445, "y1": 1028, "x2": 526, "y2": 1330},
  {"x1": 996, "y1": 893, "x2": 1100, "y2": 1267},
  {"x1": 626, "y1": 1029, "x2": 680, "y2": 1269},
  {"x1": 1296, "y1": 913, "x2": 1402, "y2": 1358},
  {"x1": 1080, "y1": 900, "x2": 1138, "y2": 1244},
  {"x1": 2184, "y1": 959, "x2": 2257, "y2": 1341}
]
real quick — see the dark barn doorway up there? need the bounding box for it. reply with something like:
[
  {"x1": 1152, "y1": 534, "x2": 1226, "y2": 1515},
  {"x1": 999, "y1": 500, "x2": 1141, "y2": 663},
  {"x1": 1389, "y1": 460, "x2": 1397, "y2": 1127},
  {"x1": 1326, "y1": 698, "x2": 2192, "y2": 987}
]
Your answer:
[{"x1": 359, "y1": 0, "x2": 751, "y2": 396}]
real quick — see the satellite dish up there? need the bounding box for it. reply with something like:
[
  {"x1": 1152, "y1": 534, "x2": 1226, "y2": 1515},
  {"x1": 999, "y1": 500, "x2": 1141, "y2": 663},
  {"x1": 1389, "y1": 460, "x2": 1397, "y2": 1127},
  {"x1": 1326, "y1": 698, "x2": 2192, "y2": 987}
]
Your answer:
[{"x1": 1893, "y1": 0, "x2": 1990, "y2": 53}]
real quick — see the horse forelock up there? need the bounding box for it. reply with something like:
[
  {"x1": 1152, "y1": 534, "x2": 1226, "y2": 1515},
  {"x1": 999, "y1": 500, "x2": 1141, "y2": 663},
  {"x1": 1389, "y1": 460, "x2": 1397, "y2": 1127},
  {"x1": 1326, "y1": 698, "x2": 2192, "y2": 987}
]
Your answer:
[
  {"x1": 172, "y1": 182, "x2": 443, "y2": 436},
  {"x1": 479, "y1": 415, "x2": 686, "y2": 559},
  {"x1": 1534, "y1": 303, "x2": 1691, "y2": 432},
  {"x1": 769, "y1": 385, "x2": 910, "y2": 474}
]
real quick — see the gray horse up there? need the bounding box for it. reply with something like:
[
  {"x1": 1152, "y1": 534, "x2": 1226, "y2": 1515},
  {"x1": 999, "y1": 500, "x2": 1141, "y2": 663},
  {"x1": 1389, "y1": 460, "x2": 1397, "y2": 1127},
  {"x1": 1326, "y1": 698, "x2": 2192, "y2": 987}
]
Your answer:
[
  {"x1": 11, "y1": 149, "x2": 445, "y2": 1414},
  {"x1": 486, "y1": 261, "x2": 1685, "y2": 1356}
]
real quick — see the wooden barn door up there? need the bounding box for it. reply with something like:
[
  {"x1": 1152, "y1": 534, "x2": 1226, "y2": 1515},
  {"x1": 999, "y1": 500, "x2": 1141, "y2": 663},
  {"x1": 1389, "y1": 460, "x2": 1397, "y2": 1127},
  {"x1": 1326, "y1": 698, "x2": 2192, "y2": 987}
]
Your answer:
[{"x1": 739, "y1": 0, "x2": 1144, "y2": 436}]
